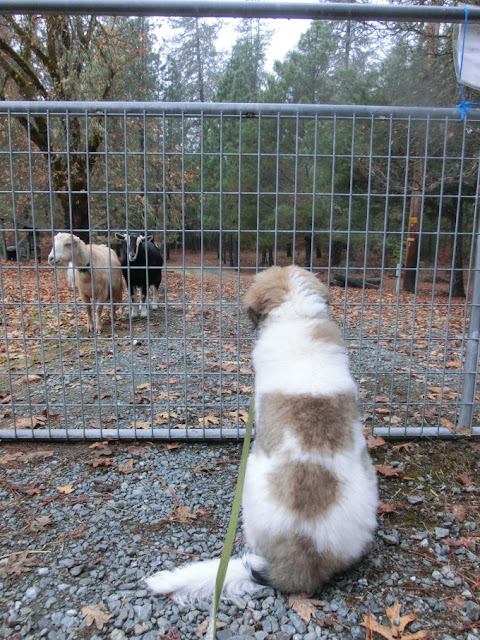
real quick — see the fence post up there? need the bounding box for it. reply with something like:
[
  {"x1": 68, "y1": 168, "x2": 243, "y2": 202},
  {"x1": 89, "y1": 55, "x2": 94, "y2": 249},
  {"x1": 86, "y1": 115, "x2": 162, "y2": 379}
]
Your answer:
[{"x1": 458, "y1": 209, "x2": 480, "y2": 431}]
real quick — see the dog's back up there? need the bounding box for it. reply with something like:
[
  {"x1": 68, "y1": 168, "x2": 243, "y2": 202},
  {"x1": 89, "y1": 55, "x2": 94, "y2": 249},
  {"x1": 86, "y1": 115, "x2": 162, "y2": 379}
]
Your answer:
[
  {"x1": 242, "y1": 265, "x2": 378, "y2": 593},
  {"x1": 145, "y1": 265, "x2": 378, "y2": 603}
]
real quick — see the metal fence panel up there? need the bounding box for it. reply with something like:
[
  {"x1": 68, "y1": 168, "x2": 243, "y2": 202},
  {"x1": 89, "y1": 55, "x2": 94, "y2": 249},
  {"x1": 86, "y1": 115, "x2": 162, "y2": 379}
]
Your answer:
[{"x1": 0, "y1": 102, "x2": 479, "y2": 440}]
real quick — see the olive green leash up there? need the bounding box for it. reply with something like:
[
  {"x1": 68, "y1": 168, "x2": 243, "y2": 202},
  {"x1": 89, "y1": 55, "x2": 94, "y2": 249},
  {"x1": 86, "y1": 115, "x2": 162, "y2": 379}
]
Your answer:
[{"x1": 207, "y1": 397, "x2": 255, "y2": 640}]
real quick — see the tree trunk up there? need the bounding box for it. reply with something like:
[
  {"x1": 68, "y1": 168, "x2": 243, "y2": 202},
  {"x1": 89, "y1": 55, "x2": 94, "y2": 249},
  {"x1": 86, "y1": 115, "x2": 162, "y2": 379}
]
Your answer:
[
  {"x1": 58, "y1": 189, "x2": 90, "y2": 243},
  {"x1": 331, "y1": 239, "x2": 344, "y2": 267},
  {"x1": 268, "y1": 247, "x2": 274, "y2": 266},
  {"x1": 304, "y1": 235, "x2": 312, "y2": 267},
  {"x1": 403, "y1": 190, "x2": 421, "y2": 293},
  {"x1": 228, "y1": 234, "x2": 234, "y2": 267},
  {"x1": 42, "y1": 115, "x2": 101, "y2": 242},
  {"x1": 286, "y1": 243, "x2": 292, "y2": 258},
  {"x1": 403, "y1": 23, "x2": 437, "y2": 293},
  {"x1": 451, "y1": 198, "x2": 466, "y2": 298},
  {"x1": 345, "y1": 21, "x2": 351, "y2": 68},
  {"x1": 195, "y1": 19, "x2": 205, "y2": 103}
]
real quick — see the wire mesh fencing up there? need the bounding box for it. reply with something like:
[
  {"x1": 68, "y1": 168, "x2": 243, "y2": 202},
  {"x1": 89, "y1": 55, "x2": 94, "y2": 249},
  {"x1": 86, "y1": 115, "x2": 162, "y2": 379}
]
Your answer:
[{"x1": 0, "y1": 101, "x2": 479, "y2": 440}]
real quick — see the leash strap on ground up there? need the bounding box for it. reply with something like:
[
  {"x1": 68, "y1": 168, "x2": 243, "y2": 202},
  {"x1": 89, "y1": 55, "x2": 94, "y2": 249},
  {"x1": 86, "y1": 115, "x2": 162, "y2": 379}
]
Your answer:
[{"x1": 207, "y1": 397, "x2": 255, "y2": 640}]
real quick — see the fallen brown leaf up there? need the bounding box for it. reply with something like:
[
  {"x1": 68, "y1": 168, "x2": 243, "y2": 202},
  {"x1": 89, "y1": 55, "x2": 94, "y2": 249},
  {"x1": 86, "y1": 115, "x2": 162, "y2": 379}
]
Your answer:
[
  {"x1": 367, "y1": 435, "x2": 387, "y2": 450},
  {"x1": 11, "y1": 483, "x2": 44, "y2": 496},
  {"x1": 445, "y1": 360, "x2": 461, "y2": 369},
  {"x1": 288, "y1": 595, "x2": 324, "y2": 623},
  {"x1": 360, "y1": 601, "x2": 427, "y2": 640},
  {"x1": 81, "y1": 604, "x2": 112, "y2": 630},
  {"x1": 85, "y1": 458, "x2": 115, "y2": 468},
  {"x1": 0, "y1": 452, "x2": 23, "y2": 465},
  {"x1": 89, "y1": 441, "x2": 110, "y2": 450},
  {"x1": 29, "y1": 516, "x2": 53, "y2": 532},
  {"x1": 450, "y1": 504, "x2": 467, "y2": 521},
  {"x1": 56, "y1": 484, "x2": 75, "y2": 494},
  {"x1": 24, "y1": 374, "x2": 42, "y2": 383},
  {"x1": 440, "y1": 416, "x2": 455, "y2": 432},
  {"x1": 378, "y1": 501, "x2": 406, "y2": 515},
  {"x1": 198, "y1": 414, "x2": 220, "y2": 426},
  {"x1": 227, "y1": 410, "x2": 249, "y2": 424},
  {"x1": 444, "y1": 537, "x2": 464, "y2": 548},
  {"x1": 22, "y1": 451, "x2": 54, "y2": 463},
  {"x1": 375, "y1": 465, "x2": 406, "y2": 478},
  {"x1": 195, "y1": 620, "x2": 208, "y2": 637},
  {"x1": 392, "y1": 442, "x2": 415, "y2": 454},
  {"x1": 118, "y1": 459, "x2": 134, "y2": 474},
  {"x1": 458, "y1": 473, "x2": 472, "y2": 487},
  {"x1": 0, "y1": 551, "x2": 42, "y2": 578}
]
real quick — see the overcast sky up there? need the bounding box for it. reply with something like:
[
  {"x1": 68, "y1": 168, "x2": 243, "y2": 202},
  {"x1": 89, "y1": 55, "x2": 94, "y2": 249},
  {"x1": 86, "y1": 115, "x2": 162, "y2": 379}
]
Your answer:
[
  {"x1": 216, "y1": 16, "x2": 312, "y2": 71},
  {"x1": 156, "y1": 6, "x2": 312, "y2": 73}
]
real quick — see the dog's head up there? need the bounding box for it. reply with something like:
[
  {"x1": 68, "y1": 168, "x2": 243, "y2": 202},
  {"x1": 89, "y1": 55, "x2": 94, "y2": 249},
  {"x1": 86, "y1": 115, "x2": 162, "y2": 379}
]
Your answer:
[{"x1": 244, "y1": 265, "x2": 329, "y2": 328}]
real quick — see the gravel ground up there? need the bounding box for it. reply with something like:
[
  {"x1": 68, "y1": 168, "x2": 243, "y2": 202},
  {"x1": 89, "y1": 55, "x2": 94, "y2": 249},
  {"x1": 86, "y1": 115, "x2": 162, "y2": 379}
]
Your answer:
[{"x1": 0, "y1": 438, "x2": 479, "y2": 640}]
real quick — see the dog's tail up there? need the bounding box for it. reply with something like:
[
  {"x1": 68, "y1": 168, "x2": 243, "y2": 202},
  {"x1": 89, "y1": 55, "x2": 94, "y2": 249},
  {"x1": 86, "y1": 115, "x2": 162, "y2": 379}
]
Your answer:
[{"x1": 145, "y1": 553, "x2": 268, "y2": 605}]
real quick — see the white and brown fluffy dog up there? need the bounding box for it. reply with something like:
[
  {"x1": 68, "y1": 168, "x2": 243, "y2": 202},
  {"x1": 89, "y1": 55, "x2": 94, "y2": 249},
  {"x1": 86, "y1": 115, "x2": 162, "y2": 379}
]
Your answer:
[{"x1": 145, "y1": 265, "x2": 378, "y2": 603}]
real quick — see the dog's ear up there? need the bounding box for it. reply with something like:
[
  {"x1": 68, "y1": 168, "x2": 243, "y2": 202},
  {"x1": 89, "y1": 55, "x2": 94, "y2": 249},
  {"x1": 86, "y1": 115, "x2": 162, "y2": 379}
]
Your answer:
[
  {"x1": 244, "y1": 267, "x2": 290, "y2": 328},
  {"x1": 246, "y1": 305, "x2": 261, "y2": 329}
]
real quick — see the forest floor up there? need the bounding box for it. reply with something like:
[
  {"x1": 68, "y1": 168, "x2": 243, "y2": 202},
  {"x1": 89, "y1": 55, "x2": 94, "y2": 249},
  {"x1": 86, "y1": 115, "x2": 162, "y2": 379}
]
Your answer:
[{"x1": 0, "y1": 251, "x2": 478, "y2": 436}]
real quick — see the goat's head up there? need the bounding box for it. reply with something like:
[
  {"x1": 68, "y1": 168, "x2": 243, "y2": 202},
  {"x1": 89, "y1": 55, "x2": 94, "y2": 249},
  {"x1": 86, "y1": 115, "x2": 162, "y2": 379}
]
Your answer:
[
  {"x1": 48, "y1": 232, "x2": 80, "y2": 266},
  {"x1": 116, "y1": 232, "x2": 153, "y2": 263}
]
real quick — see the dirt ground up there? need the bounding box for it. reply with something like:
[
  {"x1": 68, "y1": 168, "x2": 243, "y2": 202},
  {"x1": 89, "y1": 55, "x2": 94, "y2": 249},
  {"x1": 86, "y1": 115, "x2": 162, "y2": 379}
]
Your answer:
[{"x1": 1, "y1": 251, "x2": 477, "y2": 437}]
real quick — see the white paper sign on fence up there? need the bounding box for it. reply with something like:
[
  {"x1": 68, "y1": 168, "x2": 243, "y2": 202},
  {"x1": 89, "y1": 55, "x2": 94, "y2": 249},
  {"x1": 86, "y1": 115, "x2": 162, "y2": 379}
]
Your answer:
[{"x1": 454, "y1": 6, "x2": 480, "y2": 90}]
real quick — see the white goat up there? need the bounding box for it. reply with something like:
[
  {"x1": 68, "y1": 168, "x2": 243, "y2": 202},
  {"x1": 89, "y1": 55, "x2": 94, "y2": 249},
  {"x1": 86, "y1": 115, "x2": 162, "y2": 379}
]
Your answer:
[{"x1": 48, "y1": 232, "x2": 123, "y2": 333}]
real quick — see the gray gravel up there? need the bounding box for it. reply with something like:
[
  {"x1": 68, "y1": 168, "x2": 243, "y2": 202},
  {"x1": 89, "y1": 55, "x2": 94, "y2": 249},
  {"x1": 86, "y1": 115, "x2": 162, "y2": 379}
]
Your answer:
[{"x1": 0, "y1": 438, "x2": 479, "y2": 640}]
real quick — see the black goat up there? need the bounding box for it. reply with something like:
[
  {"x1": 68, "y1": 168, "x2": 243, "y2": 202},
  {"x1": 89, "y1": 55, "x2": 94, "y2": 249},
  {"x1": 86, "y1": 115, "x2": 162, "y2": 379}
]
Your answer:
[{"x1": 116, "y1": 232, "x2": 163, "y2": 318}]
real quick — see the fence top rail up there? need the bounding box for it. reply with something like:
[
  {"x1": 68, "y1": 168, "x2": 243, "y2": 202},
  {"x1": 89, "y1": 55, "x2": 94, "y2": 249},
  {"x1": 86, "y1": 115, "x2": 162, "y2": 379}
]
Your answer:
[
  {"x1": 0, "y1": 100, "x2": 478, "y2": 121},
  {"x1": 0, "y1": 0, "x2": 479, "y2": 22}
]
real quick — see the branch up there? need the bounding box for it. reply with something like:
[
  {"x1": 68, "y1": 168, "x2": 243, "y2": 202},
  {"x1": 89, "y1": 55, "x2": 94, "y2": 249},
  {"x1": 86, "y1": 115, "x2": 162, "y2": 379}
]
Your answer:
[
  {"x1": 45, "y1": 19, "x2": 61, "y2": 89},
  {"x1": 0, "y1": 37, "x2": 48, "y2": 98},
  {"x1": 5, "y1": 16, "x2": 55, "y2": 80}
]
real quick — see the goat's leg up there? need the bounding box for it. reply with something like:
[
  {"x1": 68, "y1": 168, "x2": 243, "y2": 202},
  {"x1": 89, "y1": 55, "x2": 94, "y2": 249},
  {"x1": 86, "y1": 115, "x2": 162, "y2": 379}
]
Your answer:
[
  {"x1": 86, "y1": 304, "x2": 94, "y2": 333},
  {"x1": 140, "y1": 287, "x2": 147, "y2": 318},
  {"x1": 130, "y1": 284, "x2": 139, "y2": 318},
  {"x1": 95, "y1": 304, "x2": 104, "y2": 333},
  {"x1": 151, "y1": 285, "x2": 159, "y2": 309}
]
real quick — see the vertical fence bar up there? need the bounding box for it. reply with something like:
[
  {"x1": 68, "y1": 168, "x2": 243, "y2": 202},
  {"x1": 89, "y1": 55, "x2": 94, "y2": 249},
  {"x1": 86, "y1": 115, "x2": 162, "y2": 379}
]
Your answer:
[
  {"x1": 458, "y1": 188, "x2": 480, "y2": 430},
  {"x1": 432, "y1": 118, "x2": 451, "y2": 433},
  {"x1": 310, "y1": 114, "x2": 318, "y2": 273},
  {"x1": 327, "y1": 114, "x2": 337, "y2": 289},
  {"x1": 274, "y1": 113, "x2": 280, "y2": 265},
  {"x1": 161, "y1": 110, "x2": 172, "y2": 439},
  {"x1": 218, "y1": 112, "x2": 224, "y2": 437},
  {"x1": 7, "y1": 111, "x2": 35, "y2": 432}
]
